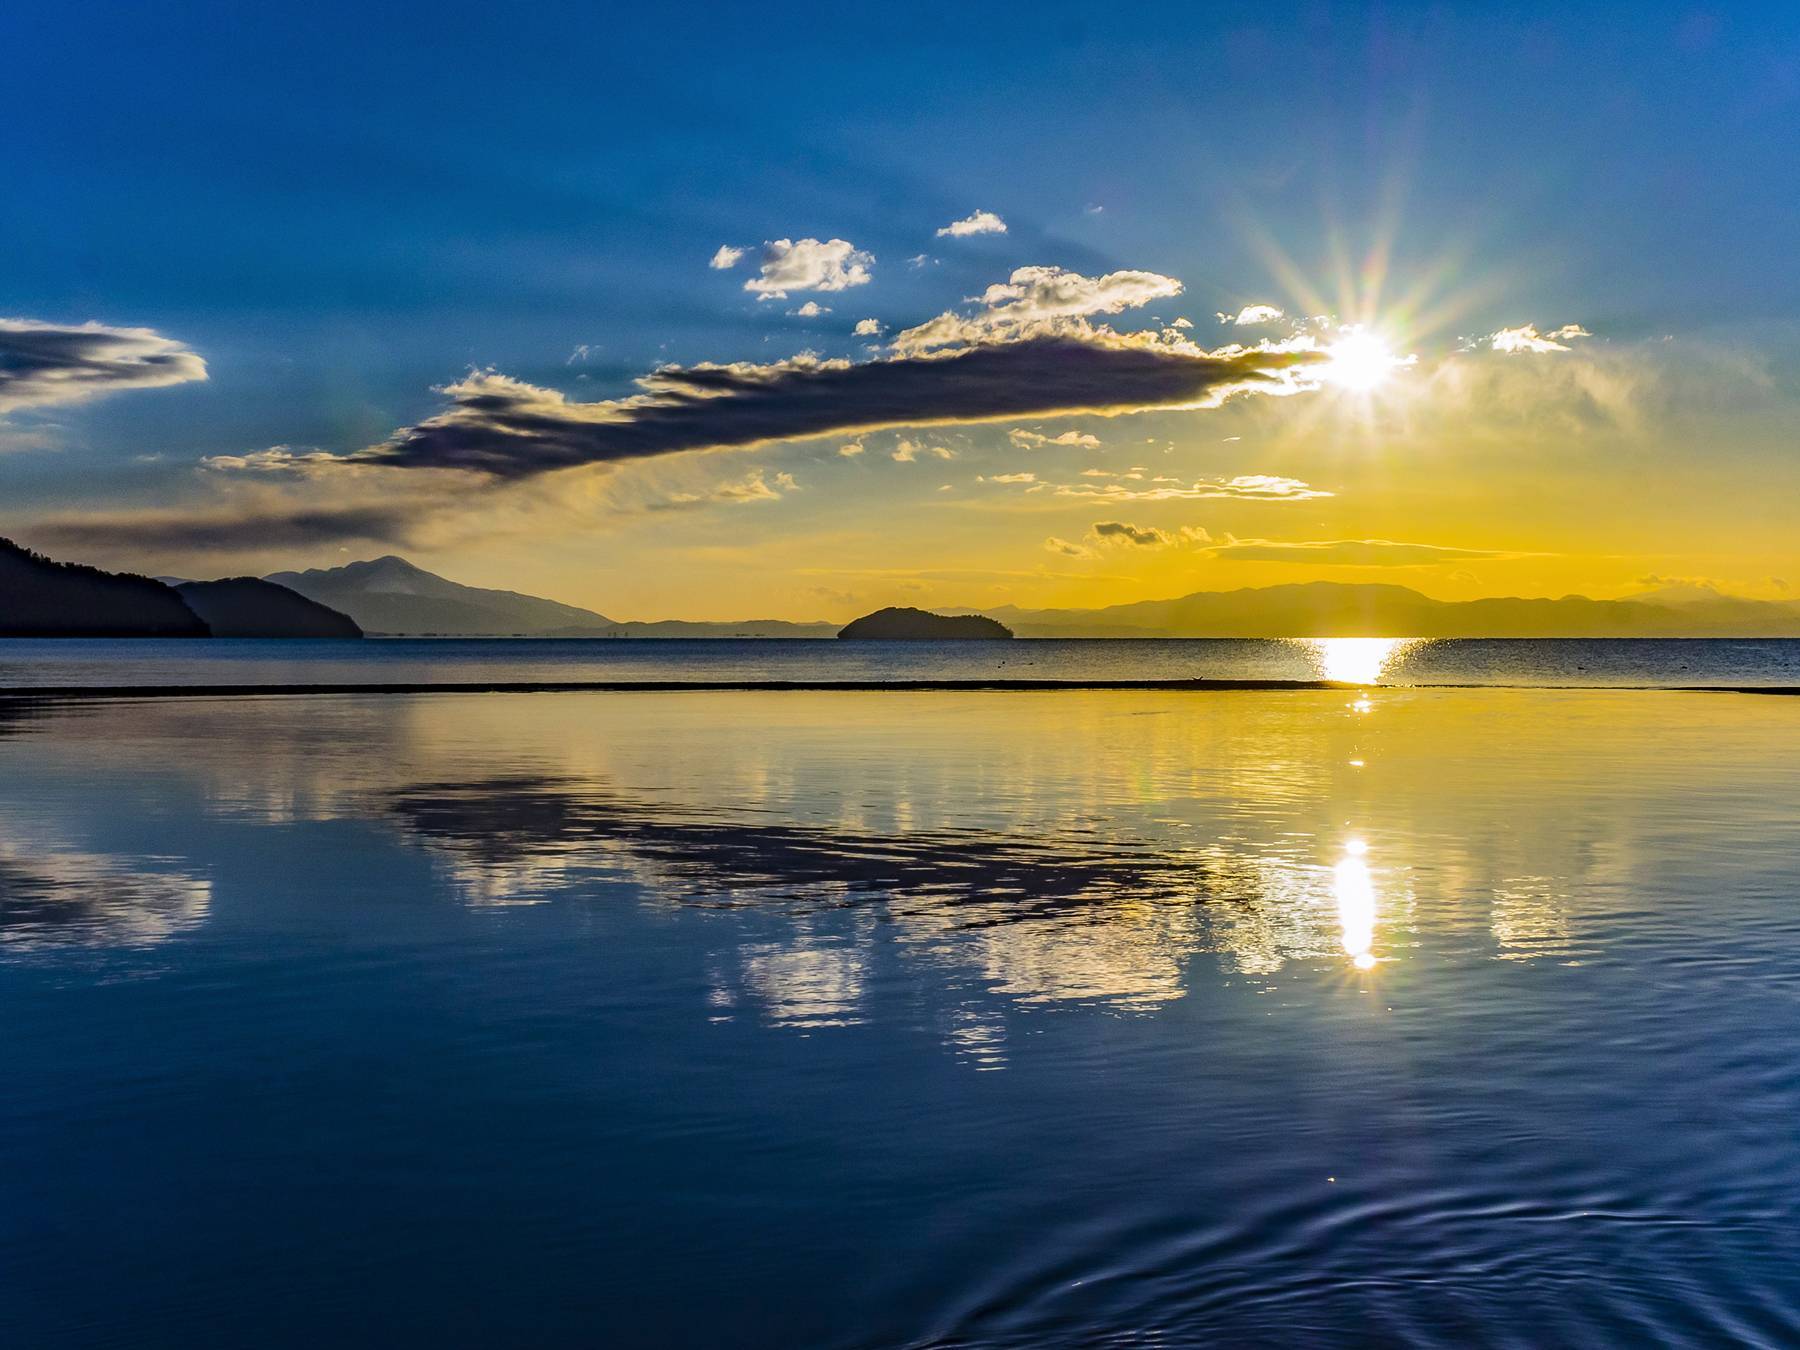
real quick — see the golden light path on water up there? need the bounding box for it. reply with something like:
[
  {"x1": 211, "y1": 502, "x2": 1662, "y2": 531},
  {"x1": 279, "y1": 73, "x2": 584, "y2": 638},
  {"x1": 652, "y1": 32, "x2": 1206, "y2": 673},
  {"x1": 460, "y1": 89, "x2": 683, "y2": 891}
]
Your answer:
[
  {"x1": 1306, "y1": 637, "x2": 1416, "y2": 686},
  {"x1": 1335, "y1": 838, "x2": 1379, "y2": 970},
  {"x1": 1301, "y1": 639, "x2": 1406, "y2": 969}
]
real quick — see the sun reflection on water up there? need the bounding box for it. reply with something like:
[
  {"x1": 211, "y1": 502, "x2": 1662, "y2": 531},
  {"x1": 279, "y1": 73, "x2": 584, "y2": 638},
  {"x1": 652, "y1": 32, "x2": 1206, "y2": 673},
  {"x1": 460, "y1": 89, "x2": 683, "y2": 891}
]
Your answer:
[
  {"x1": 1307, "y1": 638, "x2": 1415, "y2": 686},
  {"x1": 1334, "y1": 838, "x2": 1378, "y2": 970}
]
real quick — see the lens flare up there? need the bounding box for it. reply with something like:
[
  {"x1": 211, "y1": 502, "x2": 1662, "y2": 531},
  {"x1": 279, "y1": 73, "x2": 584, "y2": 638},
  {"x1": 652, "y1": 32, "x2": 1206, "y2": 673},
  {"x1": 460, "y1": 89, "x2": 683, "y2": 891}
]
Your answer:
[{"x1": 1319, "y1": 330, "x2": 1406, "y2": 392}]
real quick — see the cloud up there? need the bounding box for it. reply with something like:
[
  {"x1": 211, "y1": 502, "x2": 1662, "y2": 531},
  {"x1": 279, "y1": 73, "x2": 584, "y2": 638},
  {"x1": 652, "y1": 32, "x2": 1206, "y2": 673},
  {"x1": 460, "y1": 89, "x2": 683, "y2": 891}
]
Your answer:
[
  {"x1": 1218, "y1": 304, "x2": 1284, "y2": 326},
  {"x1": 1088, "y1": 520, "x2": 1212, "y2": 549},
  {"x1": 1025, "y1": 473, "x2": 1332, "y2": 502},
  {"x1": 1045, "y1": 536, "x2": 1097, "y2": 559},
  {"x1": 649, "y1": 469, "x2": 799, "y2": 510},
  {"x1": 937, "y1": 210, "x2": 1008, "y2": 237},
  {"x1": 853, "y1": 318, "x2": 883, "y2": 337},
  {"x1": 0, "y1": 318, "x2": 207, "y2": 415},
  {"x1": 893, "y1": 438, "x2": 954, "y2": 462},
  {"x1": 894, "y1": 265, "x2": 1183, "y2": 352},
  {"x1": 1090, "y1": 520, "x2": 1169, "y2": 547},
  {"x1": 709, "y1": 245, "x2": 745, "y2": 270},
  {"x1": 790, "y1": 301, "x2": 830, "y2": 318},
  {"x1": 200, "y1": 445, "x2": 344, "y2": 474},
  {"x1": 983, "y1": 472, "x2": 1036, "y2": 483},
  {"x1": 26, "y1": 502, "x2": 421, "y2": 553},
  {"x1": 1207, "y1": 538, "x2": 1530, "y2": 566},
  {"x1": 1490, "y1": 322, "x2": 1592, "y2": 354},
  {"x1": 744, "y1": 238, "x2": 874, "y2": 300},
  {"x1": 1008, "y1": 427, "x2": 1102, "y2": 449},
  {"x1": 837, "y1": 441, "x2": 864, "y2": 457},
  {"x1": 906, "y1": 254, "x2": 933, "y2": 268},
  {"x1": 352, "y1": 334, "x2": 1325, "y2": 480}
]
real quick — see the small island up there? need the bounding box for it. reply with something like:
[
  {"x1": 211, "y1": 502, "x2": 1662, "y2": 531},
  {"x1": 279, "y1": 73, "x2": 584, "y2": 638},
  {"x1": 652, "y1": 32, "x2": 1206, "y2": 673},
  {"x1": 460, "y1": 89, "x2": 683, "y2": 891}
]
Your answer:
[{"x1": 837, "y1": 606, "x2": 1014, "y2": 640}]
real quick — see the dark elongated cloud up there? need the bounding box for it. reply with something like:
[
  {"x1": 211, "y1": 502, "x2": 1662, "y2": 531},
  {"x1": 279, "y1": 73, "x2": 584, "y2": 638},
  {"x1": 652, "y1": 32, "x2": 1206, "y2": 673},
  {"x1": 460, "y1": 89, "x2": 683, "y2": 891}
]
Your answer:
[
  {"x1": 1091, "y1": 520, "x2": 1170, "y2": 547},
  {"x1": 356, "y1": 333, "x2": 1323, "y2": 480},
  {"x1": 26, "y1": 503, "x2": 418, "y2": 553},
  {"x1": 0, "y1": 319, "x2": 207, "y2": 414}
]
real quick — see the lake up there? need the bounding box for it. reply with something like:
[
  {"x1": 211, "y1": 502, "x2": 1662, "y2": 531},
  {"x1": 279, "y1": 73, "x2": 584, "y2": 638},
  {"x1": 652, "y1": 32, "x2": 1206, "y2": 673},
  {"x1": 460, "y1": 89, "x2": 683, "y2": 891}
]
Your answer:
[
  {"x1": 0, "y1": 635, "x2": 1797, "y2": 690},
  {"x1": 2, "y1": 655, "x2": 1798, "y2": 1345}
]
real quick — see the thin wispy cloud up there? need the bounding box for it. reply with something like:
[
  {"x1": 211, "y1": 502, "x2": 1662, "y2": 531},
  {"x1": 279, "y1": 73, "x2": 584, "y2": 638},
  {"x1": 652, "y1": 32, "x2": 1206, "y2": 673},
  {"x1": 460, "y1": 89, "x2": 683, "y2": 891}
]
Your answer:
[
  {"x1": 936, "y1": 210, "x2": 1007, "y2": 237},
  {"x1": 649, "y1": 469, "x2": 799, "y2": 511},
  {"x1": 709, "y1": 245, "x2": 745, "y2": 270},
  {"x1": 893, "y1": 438, "x2": 954, "y2": 462},
  {"x1": 1022, "y1": 473, "x2": 1332, "y2": 502},
  {"x1": 1208, "y1": 538, "x2": 1533, "y2": 566},
  {"x1": 1008, "y1": 428, "x2": 1102, "y2": 449},
  {"x1": 0, "y1": 318, "x2": 207, "y2": 415},
  {"x1": 1087, "y1": 520, "x2": 1211, "y2": 549}
]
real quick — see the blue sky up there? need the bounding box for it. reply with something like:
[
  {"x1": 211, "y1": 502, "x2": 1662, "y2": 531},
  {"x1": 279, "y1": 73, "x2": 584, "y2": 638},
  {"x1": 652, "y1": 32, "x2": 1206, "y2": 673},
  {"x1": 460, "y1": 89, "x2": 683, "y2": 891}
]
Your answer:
[{"x1": 4, "y1": 2, "x2": 1799, "y2": 616}]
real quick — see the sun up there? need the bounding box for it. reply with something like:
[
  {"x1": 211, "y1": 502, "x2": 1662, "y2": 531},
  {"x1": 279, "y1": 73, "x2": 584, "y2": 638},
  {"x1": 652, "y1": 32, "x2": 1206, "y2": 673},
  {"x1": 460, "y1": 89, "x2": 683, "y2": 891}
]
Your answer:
[{"x1": 1319, "y1": 329, "x2": 1406, "y2": 392}]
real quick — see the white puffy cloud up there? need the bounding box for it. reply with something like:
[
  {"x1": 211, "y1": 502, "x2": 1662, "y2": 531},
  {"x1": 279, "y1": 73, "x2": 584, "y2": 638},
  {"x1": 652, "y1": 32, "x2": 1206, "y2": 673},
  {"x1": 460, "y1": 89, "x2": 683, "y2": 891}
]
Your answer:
[
  {"x1": 1218, "y1": 304, "x2": 1284, "y2": 326},
  {"x1": 894, "y1": 265, "x2": 1183, "y2": 352},
  {"x1": 1490, "y1": 323, "x2": 1592, "y2": 354},
  {"x1": 1008, "y1": 428, "x2": 1102, "y2": 449},
  {"x1": 709, "y1": 245, "x2": 745, "y2": 270},
  {"x1": 937, "y1": 210, "x2": 1008, "y2": 238},
  {"x1": 0, "y1": 318, "x2": 207, "y2": 415},
  {"x1": 790, "y1": 301, "x2": 830, "y2": 318},
  {"x1": 853, "y1": 318, "x2": 883, "y2": 337},
  {"x1": 744, "y1": 238, "x2": 875, "y2": 300}
]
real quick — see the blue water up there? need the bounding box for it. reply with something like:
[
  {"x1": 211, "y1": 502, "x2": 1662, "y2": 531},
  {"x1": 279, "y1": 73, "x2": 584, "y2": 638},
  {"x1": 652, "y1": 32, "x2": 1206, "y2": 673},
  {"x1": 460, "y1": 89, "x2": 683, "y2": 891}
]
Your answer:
[
  {"x1": 3, "y1": 684, "x2": 1800, "y2": 1345},
  {"x1": 0, "y1": 635, "x2": 1798, "y2": 688}
]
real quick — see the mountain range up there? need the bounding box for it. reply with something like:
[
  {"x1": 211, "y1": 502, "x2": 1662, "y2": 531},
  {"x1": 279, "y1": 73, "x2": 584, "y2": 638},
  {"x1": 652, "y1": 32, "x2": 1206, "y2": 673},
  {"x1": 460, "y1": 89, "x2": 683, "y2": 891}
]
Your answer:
[
  {"x1": 8, "y1": 539, "x2": 1800, "y2": 639},
  {"x1": 977, "y1": 581, "x2": 1800, "y2": 638},
  {"x1": 0, "y1": 537, "x2": 360, "y2": 638},
  {"x1": 264, "y1": 556, "x2": 835, "y2": 636},
  {"x1": 253, "y1": 556, "x2": 1800, "y2": 638}
]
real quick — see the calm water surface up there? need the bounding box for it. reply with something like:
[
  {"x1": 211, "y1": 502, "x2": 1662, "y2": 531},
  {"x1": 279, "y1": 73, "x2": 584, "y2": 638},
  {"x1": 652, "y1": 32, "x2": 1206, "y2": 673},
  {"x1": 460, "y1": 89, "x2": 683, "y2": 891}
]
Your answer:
[
  {"x1": 1, "y1": 635, "x2": 1798, "y2": 688},
  {"x1": 3, "y1": 685, "x2": 1799, "y2": 1346}
]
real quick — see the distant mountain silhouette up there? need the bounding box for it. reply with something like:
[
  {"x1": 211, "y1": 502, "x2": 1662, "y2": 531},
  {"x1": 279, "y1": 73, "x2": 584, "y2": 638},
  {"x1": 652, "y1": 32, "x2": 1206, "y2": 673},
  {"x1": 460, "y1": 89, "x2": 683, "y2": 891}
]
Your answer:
[
  {"x1": 539, "y1": 619, "x2": 839, "y2": 638},
  {"x1": 839, "y1": 607, "x2": 1014, "y2": 640},
  {"x1": 264, "y1": 555, "x2": 617, "y2": 636},
  {"x1": 980, "y1": 581, "x2": 1800, "y2": 638},
  {"x1": 175, "y1": 578, "x2": 363, "y2": 638},
  {"x1": 0, "y1": 536, "x2": 208, "y2": 637}
]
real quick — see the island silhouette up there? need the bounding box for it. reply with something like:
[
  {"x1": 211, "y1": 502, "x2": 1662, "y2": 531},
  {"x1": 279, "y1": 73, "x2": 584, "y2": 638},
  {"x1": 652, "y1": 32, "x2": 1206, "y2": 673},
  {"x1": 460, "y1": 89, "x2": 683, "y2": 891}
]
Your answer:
[{"x1": 838, "y1": 607, "x2": 1014, "y2": 640}]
